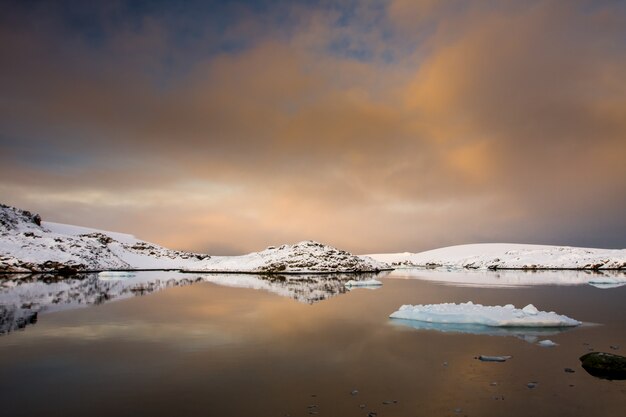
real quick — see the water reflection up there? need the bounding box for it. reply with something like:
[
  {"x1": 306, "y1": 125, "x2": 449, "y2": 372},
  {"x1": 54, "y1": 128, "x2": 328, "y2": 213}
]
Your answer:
[
  {"x1": 200, "y1": 272, "x2": 385, "y2": 303},
  {"x1": 388, "y1": 268, "x2": 626, "y2": 288},
  {"x1": 390, "y1": 318, "x2": 576, "y2": 343},
  {"x1": 0, "y1": 271, "x2": 388, "y2": 334}
]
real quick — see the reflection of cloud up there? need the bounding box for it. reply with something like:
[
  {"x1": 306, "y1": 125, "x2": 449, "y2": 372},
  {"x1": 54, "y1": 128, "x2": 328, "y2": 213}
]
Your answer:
[
  {"x1": 33, "y1": 322, "x2": 240, "y2": 352},
  {"x1": 390, "y1": 318, "x2": 576, "y2": 343}
]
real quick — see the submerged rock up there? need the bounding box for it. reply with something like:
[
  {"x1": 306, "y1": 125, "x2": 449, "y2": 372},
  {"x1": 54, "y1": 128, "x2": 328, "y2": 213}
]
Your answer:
[{"x1": 579, "y1": 352, "x2": 626, "y2": 380}]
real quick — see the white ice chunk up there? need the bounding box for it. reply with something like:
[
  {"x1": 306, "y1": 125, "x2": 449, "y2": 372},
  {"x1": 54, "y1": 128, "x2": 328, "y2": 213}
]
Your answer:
[
  {"x1": 345, "y1": 279, "x2": 382, "y2": 287},
  {"x1": 389, "y1": 302, "x2": 581, "y2": 327},
  {"x1": 537, "y1": 339, "x2": 558, "y2": 347}
]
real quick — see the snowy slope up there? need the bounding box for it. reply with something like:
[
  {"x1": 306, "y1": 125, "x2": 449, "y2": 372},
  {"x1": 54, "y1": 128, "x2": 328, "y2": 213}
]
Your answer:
[
  {"x1": 1, "y1": 204, "x2": 388, "y2": 274},
  {"x1": 368, "y1": 243, "x2": 626, "y2": 270},
  {"x1": 186, "y1": 241, "x2": 389, "y2": 274},
  {"x1": 0, "y1": 204, "x2": 209, "y2": 273}
]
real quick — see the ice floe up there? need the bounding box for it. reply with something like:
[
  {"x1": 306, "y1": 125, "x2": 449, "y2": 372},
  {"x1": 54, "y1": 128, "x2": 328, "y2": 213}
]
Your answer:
[
  {"x1": 345, "y1": 279, "x2": 382, "y2": 287},
  {"x1": 389, "y1": 302, "x2": 581, "y2": 327}
]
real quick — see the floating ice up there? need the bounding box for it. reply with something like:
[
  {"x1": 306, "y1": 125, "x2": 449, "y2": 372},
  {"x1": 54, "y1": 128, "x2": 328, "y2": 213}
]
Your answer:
[
  {"x1": 98, "y1": 271, "x2": 137, "y2": 279},
  {"x1": 478, "y1": 355, "x2": 512, "y2": 362},
  {"x1": 389, "y1": 302, "x2": 581, "y2": 327},
  {"x1": 345, "y1": 279, "x2": 382, "y2": 287},
  {"x1": 537, "y1": 339, "x2": 558, "y2": 347}
]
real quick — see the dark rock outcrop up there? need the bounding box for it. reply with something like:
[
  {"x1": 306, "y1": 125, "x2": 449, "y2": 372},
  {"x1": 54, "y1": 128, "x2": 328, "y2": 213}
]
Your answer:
[{"x1": 579, "y1": 352, "x2": 626, "y2": 380}]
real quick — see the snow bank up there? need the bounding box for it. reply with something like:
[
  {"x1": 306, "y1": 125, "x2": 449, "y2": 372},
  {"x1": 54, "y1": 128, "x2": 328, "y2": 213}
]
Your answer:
[
  {"x1": 389, "y1": 302, "x2": 581, "y2": 327},
  {"x1": 368, "y1": 243, "x2": 626, "y2": 270}
]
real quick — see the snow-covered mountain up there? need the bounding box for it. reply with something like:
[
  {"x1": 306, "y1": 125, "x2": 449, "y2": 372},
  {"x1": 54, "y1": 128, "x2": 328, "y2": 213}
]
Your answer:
[
  {"x1": 0, "y1": 204, "x2": 389, "y2": 274},
  {"x1": 0, "y1": 204, "x2": 210, "y2": 273},
  {"x1": 185, "y1": 240, "x2": 389, "y2": 273},
  {"x1": 368, "y1": 243, "x2": 626, "y2": 270}
]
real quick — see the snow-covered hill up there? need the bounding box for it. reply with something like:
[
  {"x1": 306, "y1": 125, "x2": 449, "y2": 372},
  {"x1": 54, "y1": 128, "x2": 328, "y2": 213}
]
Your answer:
[
  {"x1": 186, "y1": 240, "x2": 389, "y2": 273},
  {"x1": 0, "y1": 204, "x2": 389, "y2": 274},
  {"x1": 368, "y1": 243, "x2": 626, "y2": 270},
  {"x1": 0, "y1": 204, "x2": 209, "y2": 273}
]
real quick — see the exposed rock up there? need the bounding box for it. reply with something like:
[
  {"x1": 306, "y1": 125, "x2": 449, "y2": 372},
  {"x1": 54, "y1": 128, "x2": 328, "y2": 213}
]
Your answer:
[{"x1": 579, "y1": 352, "x2": 626, "y2": 380}]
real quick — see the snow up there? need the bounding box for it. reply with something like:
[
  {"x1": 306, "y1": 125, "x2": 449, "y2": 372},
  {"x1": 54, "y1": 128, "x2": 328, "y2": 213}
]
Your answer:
[
  {"x1": 185, "y1": 241, "x2": 388, "y2": 274},
  {"x1": 44, "y1": 222, "x2": 139, "y2": 244},
  {"x1": 0, "y1": 204, "x2": 209, "y2": 273},
  {"x1": 368, "y1": 243, "x2": 626, "y2": 270},
  {"x1": 389, "y1": 302, "x2": 581, "y2": 327},
  {"x1": 385, "y1": 268, "x2": 626, "y2": 287},
  {"x1": 1, "y1": 205, "x2": 387, "y2": 274},
  {"x1": 345, "y1": 279, "x2": 382, "y2": 287}
]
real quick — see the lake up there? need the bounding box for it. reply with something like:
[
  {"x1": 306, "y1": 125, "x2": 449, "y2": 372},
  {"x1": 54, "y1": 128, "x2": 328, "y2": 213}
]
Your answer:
[{"x1": 1, "y1": 270, "x2": 625, "y2": 417}]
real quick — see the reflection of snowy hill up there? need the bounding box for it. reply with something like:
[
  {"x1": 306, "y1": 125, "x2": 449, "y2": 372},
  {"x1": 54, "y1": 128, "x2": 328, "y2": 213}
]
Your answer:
[
  {"x1": 201, "y1": 272, "x2": 387, "y2": 303},
  {"x1": 369, "y1": 243, "x2": 626, "y2": 270},
  {"x1": 386, "y1": 268, "x2": 626, "y2": 287},
  {"x1": 0, "y1": 271, "x2": 388, "y2": 334},
  {"x1": 0, "y1": 272, "x2": 205, "y2": 334}
]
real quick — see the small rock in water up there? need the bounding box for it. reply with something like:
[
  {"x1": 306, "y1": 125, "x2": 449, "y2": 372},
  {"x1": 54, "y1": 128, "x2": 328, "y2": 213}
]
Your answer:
[
  {"x1": 527, "y1": 382, "x2": 538, "y2": 389},
  {"x1": 443, "y1": 361, "x2": 448, "y2": 367},
  {"x1": 490, "y1": 381, "x2": 498, "y2": 386},
  {"x1": 564, "y1": 368, "x2": 576, "y2": 373},
  {"x1": 454, "y1": 407, "x2": 463, "y2": 414},
  {"x1": 477, "y1": 355, "x2": 512, "y2": 362},
  {"x1": 367, "y1": 412, "x2": 377, "y2": 417},
  {"x1": 359, "y1": 404, "x2": 366, "y2": 409},
  {"x1": 610, "y1": 345, "x2": 620, "y2": 350},
  {"x1": 382, "y1": 400, "x2": 398, "y2": 405},
  {"x1": 350, "y1": 389, "x2": 359, "y2": 396}
]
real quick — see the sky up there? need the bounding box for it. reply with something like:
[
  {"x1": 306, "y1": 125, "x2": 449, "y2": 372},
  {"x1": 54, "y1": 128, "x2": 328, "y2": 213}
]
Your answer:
[{"x1": 1, "y1": 0, "x2": 625, "y2": 255}]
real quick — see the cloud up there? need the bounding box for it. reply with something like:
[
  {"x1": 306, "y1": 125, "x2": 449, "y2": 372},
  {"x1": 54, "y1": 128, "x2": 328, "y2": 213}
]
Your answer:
[{"x1": 1, "y1": 0, "x2": 624, "y2": 253}]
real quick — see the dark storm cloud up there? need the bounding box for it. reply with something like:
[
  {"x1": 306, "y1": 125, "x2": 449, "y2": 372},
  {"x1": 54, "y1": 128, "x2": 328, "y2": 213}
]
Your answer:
[{"x1": 1, "y1": 0, "x2": 625, "y2": 254}]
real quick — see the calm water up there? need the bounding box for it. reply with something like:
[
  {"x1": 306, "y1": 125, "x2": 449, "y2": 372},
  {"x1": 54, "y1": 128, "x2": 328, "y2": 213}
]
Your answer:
[{"x1": 1, "y1": 270, "x2": 625, "y2": 417}]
